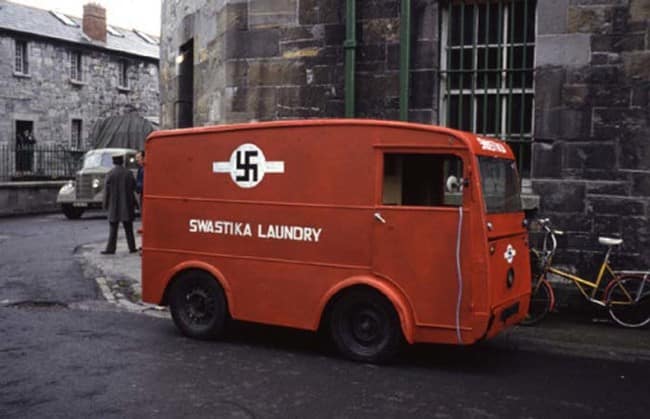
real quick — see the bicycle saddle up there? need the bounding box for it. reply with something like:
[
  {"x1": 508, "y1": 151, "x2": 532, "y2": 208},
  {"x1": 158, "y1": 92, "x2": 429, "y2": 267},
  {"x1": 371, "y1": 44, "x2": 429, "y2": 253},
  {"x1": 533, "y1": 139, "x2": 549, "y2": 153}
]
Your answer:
[{"x1": 598, "y1": 236, "x2": 623, "y2": 246}]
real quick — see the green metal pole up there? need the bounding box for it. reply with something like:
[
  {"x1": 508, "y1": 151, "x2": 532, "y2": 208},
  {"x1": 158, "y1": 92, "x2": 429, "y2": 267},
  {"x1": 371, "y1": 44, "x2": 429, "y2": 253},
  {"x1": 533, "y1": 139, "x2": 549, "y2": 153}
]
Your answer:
[
  {"x1": 344, "y1": 0, "x2": 356, "y2": 118},
  {"x1": 399, "y1": 0, "x2": 411, "y2": 121}
]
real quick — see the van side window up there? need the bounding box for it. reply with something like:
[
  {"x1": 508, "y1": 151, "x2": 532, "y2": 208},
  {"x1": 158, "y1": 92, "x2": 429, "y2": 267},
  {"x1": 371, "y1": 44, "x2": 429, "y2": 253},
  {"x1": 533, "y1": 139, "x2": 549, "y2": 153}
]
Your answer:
[{"x1": 383, "y1": 154, "x2": 463, "y2": 207}]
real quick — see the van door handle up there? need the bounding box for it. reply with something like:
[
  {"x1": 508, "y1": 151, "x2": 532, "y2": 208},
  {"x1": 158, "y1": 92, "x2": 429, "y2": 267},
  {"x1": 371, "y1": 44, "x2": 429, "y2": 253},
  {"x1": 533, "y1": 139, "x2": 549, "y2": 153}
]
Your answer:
[{"x1": 374, "y1": 212, "x2": 387, "y2": 224}]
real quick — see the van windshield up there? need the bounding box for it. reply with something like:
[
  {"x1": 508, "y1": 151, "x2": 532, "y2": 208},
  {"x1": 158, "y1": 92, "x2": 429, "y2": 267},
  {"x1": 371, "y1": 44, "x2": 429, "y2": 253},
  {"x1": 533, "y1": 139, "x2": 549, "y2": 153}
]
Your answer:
[
  {"x1": 82, "y1": 151, "x2": 114, "y2": 169},
  {"x1": 478, "y1": 157, "x2": 522, "y2": 213}
]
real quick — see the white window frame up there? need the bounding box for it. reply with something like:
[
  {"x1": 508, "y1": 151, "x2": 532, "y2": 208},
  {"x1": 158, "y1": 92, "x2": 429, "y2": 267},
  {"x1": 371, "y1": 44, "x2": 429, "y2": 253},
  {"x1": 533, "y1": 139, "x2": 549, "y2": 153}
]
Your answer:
[
  {"x1": 14, "y1": 40, "x2": 28, "y2": 75},
  {"x1": 70, "y1": 51, "x2": 83, "y2": 82}
]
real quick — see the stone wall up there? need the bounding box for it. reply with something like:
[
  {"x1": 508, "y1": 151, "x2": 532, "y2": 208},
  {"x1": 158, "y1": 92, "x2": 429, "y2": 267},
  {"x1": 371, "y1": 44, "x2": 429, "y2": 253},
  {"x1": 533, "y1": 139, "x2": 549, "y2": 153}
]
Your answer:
[
  {"x1": 0, "y1": 34, "x2": 159, "y2": 148},
  {"x1": 533, "y1": 0, "x2": 650, "y2": 274},
  {"x1": 0, "y1": 181, "x2": 66, "y2": 216},
  {"x1": 160, "y1": 0, "x2": 439, "y2": 128}
]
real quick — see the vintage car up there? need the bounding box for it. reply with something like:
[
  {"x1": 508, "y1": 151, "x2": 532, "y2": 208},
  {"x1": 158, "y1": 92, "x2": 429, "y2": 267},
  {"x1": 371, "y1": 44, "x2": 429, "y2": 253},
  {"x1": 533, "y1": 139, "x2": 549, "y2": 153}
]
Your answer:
[{"x1": 56, "y1": 148, "x2": 138, "y2": 219}]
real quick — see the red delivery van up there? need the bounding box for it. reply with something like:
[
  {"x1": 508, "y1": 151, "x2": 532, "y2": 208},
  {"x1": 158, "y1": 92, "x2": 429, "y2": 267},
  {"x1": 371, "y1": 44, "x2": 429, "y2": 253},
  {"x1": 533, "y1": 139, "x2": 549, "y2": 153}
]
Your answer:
[{"x1": 142, "y1": 119, "x2": 530, "y2": 362}]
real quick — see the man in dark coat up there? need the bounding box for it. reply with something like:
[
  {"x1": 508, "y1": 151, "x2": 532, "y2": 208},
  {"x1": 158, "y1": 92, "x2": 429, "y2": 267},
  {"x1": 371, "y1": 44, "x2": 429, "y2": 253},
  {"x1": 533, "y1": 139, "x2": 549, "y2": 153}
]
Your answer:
[{"x1": 101, "y1": 154, "x2": 137, "y2": 254}]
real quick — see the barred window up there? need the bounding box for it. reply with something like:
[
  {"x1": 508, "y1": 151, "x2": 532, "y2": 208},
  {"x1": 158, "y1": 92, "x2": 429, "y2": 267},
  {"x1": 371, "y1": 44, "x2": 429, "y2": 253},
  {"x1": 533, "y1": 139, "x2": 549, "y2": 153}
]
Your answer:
[
  {"x1": 440, "y1": 0, "x2": 536, "y2": 176},
  {"x1": 15, "y1": 40, "x2": 28, "y2": 75},
  {"x1": 71, "y1": 119, "x2": 82, "y2": 149},
  {"x1": 118, "y1": 60, "x2": 129, "y2": 88},
  {"x1": 70, "y1": 51, "x2": 83, "y2": 82}
]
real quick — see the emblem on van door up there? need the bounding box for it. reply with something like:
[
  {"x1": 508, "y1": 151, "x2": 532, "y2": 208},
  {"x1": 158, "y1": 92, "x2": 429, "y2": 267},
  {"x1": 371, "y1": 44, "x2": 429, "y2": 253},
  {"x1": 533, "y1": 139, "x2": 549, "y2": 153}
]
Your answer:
[
  {"x1": 212, "y1": 143, "x2": 285, "y2": 188},
  {"x1": 504, "y1": 244, "x2": 517, "y2": 264}
]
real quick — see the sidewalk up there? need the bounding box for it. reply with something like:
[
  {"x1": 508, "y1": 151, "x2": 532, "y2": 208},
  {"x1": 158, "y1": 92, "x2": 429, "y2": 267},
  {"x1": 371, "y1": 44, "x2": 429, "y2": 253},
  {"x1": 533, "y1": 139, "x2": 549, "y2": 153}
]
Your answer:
[{"x1": 76, "y1": 240, "x2": 650, "y2": 363}]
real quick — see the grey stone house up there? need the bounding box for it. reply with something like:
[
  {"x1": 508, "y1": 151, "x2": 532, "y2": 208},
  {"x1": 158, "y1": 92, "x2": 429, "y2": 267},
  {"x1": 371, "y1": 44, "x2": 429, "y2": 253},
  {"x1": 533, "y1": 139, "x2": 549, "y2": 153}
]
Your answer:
[
  {"x1": 0, "y1": 1, "x2": 160, "y2": 160},
  {"x1": 160, "y1": 0, "x2": 649, "y2": 276}
]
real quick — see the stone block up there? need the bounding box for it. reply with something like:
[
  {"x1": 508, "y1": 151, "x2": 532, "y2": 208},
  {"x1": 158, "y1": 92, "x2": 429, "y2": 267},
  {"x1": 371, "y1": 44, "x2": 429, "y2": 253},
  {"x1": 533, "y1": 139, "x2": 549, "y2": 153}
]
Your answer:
[
  {"x1": 280, "y1": 26, "x2": 317, "y2": 42},
  {"x1": 631, "y1": 172, "x2": 650, "y2": 196},
  {"x1": 537, "y1": 34, "x2": 592, "y2": 67},
  {"x1": 410, "y1": 70, "x2": 434, "y2": 109},
  {"x1": 408, "y1": 110, "x2": 433, "y2": 124},
  {"x1": 535, "y1": 67, "x2": 566, "y2": 110},
  {"x1": 560, "y1": 109, "x2": 592, "y2": 140},
  {"x1": 623, "y1": 51, "x2": 650, "y2": 81},
  {"x1": 531, "y1": 141, "x2": 564, "y2": 178},
  {"x1": 590, "y1": 84, "x2": 630, "y2": 107},
  {"x1": 324, "y1": 24, "x2": 346, "y2": 46},
  {"x1": 299, "y1": 0, "x2": 342, "y2": 25},
  {"x1": 225, "y1": 60, "x2": 248, "y2": 87},
  {"x1": 357, "y1": 73, "x2": 399, "y2": 99},
  {"x1": 411, "y1": 40, "x2": 436, "y2": 70},
  {"x1": 535, "y1": 108, "x2": 562, "y2": 140},
  {"x1": 631, "y1": 84, "x2": 649, "y2": 107},
  {"x1": 547, "y1": 212, "x2": 594, "y2": 232},
  {"x1": 592, "y1": 107, "x2": 646, "y2": 141},
  {"x1": 593, "y1": 215, "x2": 621, "y2": 235},
  {"x1": 357, "y1": 45, "x2": 386, "y2": 63},
  {"x1": 358, "y1": 18, "x2": 400, "y2": 44},
  {"x1": 248, "y1": 60, "x2": 307, "y2": 86},
  {"x1": 588, "y1": 196, "x2": 646, "y2": 216},
  {"x1": 562, "y1": 84, "x2": 590, "y2": 107},
  {"x1": 591, "y1": 34, "x2": 645, "y2": 53},
  {"x1": 538, "y1": 0, "x2": 569, "y2": 35},
  {"x1": 249, "y1": 0, "x2": 297, "y2": 29},
  {"x1": 413, "y1": 0, "x2": 437, "y2": 41},
  {"x1": 217, "y1": 2, "x2": 247, "y2": 35},
  {"x1": 225, "y1": 29, "x2": 280, "y2": 59},
  {"x1": 533, "y1": 180, "x2": 586, "y2": 213},
  {"x1": 358, "y1": 0, "x2": 399, "y2": 20},
  {"x1": 585, "y1": 65, "x2": 620, "y2": 84},
  {"x1": 621, "y1": 216, "x2": 650, "y2": 253},
  {"x1": 586, "y1": 180, "x2": 629, "y2": 195},
  {"x1": 630, "y1": 0, "x2": 650, "y2": 22},
  {"x1": 325, "y1": 99, "x2": 344, "y2": 117},
  {"x1": 568, "y1": 5, "x2": 615, "y2": 34},
  {"x1": 566, "y1": 142, "x2": 616, "y2": 170}
]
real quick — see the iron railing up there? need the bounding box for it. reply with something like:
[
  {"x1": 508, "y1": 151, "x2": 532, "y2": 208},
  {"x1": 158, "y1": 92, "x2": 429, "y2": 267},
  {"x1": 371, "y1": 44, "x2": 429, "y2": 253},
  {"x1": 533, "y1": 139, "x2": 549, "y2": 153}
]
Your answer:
[{"x1": 0, "y1": 144, "x2": 87, "y2": 181}]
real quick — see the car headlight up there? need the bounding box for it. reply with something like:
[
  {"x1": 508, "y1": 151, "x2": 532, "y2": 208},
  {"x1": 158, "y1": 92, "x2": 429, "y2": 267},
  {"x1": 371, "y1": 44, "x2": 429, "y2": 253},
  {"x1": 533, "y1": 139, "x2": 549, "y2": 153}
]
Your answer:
[
  {"x1": 61, "y1": 181, "x2": 75, "y2": 194},
  {"x1": 92, "y1": 178, "x2": 101, "y2": 189}
]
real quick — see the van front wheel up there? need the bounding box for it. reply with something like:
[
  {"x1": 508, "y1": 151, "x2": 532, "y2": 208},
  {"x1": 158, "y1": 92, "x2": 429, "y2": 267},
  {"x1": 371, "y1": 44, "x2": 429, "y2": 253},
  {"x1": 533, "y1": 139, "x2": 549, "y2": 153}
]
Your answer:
[
  {"x1": 62, "y1": 204, "x2": 84, "y2": 219},
  {"x1": 168, "y1": 271, "x2": 227, "y2": 340},
  {"x1": 330, "y1": 289, "x2": 403, "y2": 363}
]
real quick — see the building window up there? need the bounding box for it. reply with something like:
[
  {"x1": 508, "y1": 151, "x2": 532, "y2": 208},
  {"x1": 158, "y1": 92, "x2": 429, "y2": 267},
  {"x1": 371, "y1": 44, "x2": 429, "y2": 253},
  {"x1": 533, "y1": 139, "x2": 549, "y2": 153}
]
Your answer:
[
  {"x1": 71, "y1": 119, "x2": 83, "y2": 149},
  {"x1": 118, "y1": 60, "x2": 129, "y2": 88},
  {"x1": 440, "y1": 0, "x2": 536, "y2": 176},
  {"x1": 176, "y1": 39, "x2": 194, "y2": 128},
  {"x1": 70, "y1": 51, "x2": 83, "y2": 82},
  {"x1": 15, "y1": 40, "x2": 28, "y2": 75}
]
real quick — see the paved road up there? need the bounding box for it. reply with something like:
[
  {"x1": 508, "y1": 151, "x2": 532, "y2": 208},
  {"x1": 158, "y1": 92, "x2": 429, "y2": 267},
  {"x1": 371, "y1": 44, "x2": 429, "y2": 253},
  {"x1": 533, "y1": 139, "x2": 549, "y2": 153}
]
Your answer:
[{"x1": 1, "y1": 214, "x2": 649, "y2": 418}]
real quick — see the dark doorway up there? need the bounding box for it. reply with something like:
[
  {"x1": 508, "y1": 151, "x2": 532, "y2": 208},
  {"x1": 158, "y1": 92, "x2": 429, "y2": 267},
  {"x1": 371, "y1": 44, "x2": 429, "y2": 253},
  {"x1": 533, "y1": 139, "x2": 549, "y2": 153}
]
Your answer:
[
  {"x1": 176, "y1": 39, "x2": 194, "y2": 128},
  {"x1": 15, "y1": 120, "x2": 35, "y2": 173}
]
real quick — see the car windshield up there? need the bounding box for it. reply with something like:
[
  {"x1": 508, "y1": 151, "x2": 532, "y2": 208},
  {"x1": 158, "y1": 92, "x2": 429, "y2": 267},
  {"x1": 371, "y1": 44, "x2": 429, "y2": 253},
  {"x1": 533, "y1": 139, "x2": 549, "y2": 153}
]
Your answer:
[
  {"x1": 478, "y1": 156, "x2": 522, "y2": 213},
  {"x1": 82, "y1": 152, "x2": 114, "y2": 169}
]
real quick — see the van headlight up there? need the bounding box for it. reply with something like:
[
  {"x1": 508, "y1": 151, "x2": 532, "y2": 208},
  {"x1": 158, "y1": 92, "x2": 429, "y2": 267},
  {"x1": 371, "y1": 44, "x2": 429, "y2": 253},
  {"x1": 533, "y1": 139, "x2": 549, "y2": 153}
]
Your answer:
[
  {"x1": 92, "y1": 178, "x2": 101, "y2": 189},
  {"x1": 60, "y1": 181, "x2": 75, "y2": 194}
]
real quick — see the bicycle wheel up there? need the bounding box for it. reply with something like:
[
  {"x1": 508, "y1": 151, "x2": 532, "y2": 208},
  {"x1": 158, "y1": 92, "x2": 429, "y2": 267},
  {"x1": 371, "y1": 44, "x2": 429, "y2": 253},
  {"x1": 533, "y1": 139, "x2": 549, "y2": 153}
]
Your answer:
[
  {"x1": 521, "y1": 279, "x2": 554, "y2": 326},
  {"x1": 606, "y1": 275, "x2": 650, "y2": 328}
]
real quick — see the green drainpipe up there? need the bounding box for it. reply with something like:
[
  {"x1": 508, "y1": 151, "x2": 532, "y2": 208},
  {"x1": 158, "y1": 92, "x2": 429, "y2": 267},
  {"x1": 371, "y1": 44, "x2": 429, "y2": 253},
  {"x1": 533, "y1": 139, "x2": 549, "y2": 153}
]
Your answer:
[
  {"x1": 344, "y1": 0, "x2": 356, "y2": 117},
  {"x1": 399, "y1": 0, "x2": 411, "y2": 121}
]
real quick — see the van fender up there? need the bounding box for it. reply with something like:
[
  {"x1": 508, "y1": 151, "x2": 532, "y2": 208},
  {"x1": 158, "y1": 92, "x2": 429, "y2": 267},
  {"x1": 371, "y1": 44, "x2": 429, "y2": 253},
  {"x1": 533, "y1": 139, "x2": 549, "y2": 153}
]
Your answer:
[
  {"x1": 162, "y1": 260, "x2": 232, "y2": 310},
  {"x1": 318, "y1": 275, "x2": 416, "y2": 344}
]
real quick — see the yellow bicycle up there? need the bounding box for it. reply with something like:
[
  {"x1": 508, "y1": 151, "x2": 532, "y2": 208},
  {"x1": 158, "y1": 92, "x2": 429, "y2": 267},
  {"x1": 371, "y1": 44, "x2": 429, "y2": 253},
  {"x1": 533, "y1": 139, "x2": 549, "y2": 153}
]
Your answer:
[{"x1": 523, "y1": 219, "x2": 650, "y2": 328}]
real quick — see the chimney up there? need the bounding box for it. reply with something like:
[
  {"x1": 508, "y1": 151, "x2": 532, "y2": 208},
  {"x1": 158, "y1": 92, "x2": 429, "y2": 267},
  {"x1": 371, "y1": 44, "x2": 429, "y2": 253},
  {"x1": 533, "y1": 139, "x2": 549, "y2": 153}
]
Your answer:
[{"x1": 82, "y1": 3, "x2": 106, "y2": 43}]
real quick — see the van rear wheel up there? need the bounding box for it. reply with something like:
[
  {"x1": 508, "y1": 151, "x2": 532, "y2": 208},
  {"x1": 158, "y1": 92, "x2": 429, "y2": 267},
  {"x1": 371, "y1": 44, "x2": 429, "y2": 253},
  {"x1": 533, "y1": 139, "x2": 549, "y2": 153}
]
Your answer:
[
  {"x1": 62, "y1": 204, "x2": 84, "y2": 219},
  {"x1": 169, "y1": 271, "x2": 227, "y2": 340},
  {"x1": 329, "y1": 289, "x2": 403, "y2": 363}
]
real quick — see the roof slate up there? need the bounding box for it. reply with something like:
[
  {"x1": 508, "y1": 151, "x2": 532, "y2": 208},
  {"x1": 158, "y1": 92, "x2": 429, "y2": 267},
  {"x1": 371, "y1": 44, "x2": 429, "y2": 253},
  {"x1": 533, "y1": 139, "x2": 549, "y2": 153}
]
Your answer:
[{"x1": 0, "y1": 1, "x2": 159, "y2": 60}]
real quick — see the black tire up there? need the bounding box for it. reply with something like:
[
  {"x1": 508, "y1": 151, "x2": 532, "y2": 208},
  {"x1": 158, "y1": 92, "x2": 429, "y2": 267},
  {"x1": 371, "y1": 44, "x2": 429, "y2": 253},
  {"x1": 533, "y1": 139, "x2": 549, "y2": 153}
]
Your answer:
[
  {"x1": 168, "y1": 270, "x2": 228, "y2": 340},
  {"x1": 62, "y1": 204, "x2": 84, "y2": 220},
  {"x1": 606, "y1": 276, "x2": 650, "y2": 328},
  {"x1": 329, "y1": 289, "x2": 404, "y2": 363},
  {"x1": 521, "y1": 279, "x2": 553, "y2": 326}
]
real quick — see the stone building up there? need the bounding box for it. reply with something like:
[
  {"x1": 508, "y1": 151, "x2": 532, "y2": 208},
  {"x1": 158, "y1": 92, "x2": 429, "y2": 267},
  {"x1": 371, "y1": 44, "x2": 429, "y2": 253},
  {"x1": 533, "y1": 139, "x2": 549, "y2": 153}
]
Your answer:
[
  {"x1": 0, "y1": 1, "x2": 160, "y2": 153},
  {"x1": 160, "y1": 0, "x2": 649, "y2": 274}
]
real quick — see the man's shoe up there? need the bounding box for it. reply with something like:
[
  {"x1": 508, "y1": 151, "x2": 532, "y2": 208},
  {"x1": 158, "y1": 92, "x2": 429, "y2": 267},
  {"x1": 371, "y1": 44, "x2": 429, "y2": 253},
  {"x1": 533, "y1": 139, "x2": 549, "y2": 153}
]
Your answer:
[
  {"x1": 100, "y1": 250, "x2": 115, "y2": 255},
  {"x1": 129, "y1": 249, "x2": 138, "y2": 254}
]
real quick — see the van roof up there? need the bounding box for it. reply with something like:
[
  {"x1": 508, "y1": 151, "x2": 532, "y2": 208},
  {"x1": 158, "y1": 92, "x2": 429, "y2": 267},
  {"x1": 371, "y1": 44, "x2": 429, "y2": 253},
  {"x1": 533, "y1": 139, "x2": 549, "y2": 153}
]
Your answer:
[{"x1": 147, "y1": 119, "x2": 515, "y2": 159}]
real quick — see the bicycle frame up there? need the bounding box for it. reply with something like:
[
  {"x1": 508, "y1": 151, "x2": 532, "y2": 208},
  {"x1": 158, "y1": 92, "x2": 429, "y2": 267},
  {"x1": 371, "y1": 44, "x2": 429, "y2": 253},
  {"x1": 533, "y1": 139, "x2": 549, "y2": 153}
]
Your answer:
[{"x1": 534, "y1": 221, "x2": 618, "y2": 307}]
